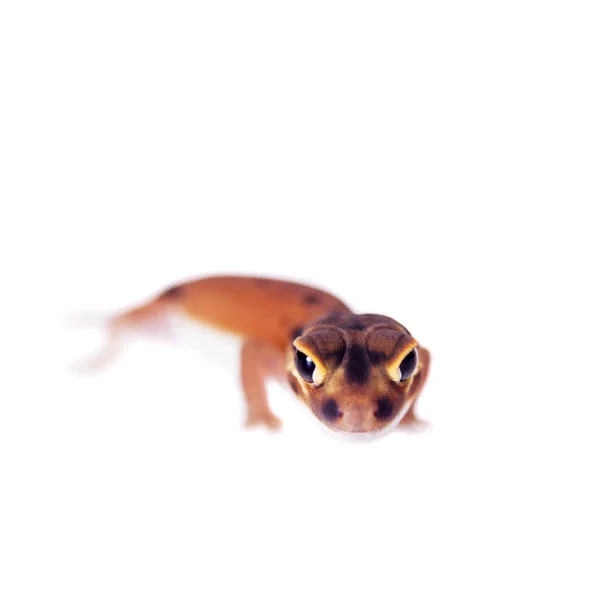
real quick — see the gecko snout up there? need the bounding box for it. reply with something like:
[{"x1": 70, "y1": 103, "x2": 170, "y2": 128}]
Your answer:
[{"x1": 318, "y1": 395, "x2": 402, "y2": 433}]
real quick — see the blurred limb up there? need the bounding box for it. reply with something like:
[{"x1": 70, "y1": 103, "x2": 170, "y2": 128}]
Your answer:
[
  {"x1": 240, "y1": 338, "x2": 286, "y2": 431},
  {"x1": 67, "y1": 296, "x2": 173, "y2": 375},
  {"x1": 69, "y1": 323, "x2": 127, "y2": 375}
]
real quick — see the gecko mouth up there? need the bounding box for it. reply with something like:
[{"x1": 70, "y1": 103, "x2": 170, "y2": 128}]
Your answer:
[
  {"x1": 314, "y1": 408, "x2": 394, "y2": 436},
  {"x1": 314, "y1": 397, "x2": 413, "y2": 437},
  {"x1": 317, "y1": 423, "x2": 394, "y2": 444}
]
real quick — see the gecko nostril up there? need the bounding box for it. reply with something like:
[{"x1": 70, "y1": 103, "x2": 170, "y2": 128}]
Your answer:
[
  {"x1": 322, "y1": 399, "x2": 342, "y2": 421},
  {"x1": 374, "y1": 397, "x2": 394, "y2": 420}
]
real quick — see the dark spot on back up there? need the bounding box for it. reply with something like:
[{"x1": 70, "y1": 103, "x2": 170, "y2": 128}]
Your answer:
[
  {"x1": 318, "y1": 312, "x2": 347, "y2": 325},
  {"x1": 374, "y1": 397, "x2": 394, "y2": 420},
  {"x1": 287, "y1": 373, "x2": 301, "y2": 395},
  {"x1": 344, "y1": 345, "x2": 370, "y2": 385},
  {"x1": 161, "y1": 285, "x2": 183, "y2": 299},
  {"x1": 303, "y1": 293, "x2": 321, "y2": 305},
  {"x1": 322, "y1": 399, "x2": 342, "y2": 421},
  {"x1": 319, "y1": 313, "x2": 365, "y2": 330},
  {"x1": 254, "y1": 278, "x2": 271, "y2": 287}
]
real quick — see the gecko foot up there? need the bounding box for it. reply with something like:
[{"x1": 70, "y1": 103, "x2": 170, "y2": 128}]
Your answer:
[
  {"x1": 396, "y1": 416, "x2": 431, "y2": 433},
  {"x1": 245, "y1": 410, "x2": 283, "y2": 431}
]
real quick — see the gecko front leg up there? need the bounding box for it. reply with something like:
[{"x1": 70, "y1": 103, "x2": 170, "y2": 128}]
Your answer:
[{"x1": 240, "y1": 338, "x2": 286, "y2": 430}]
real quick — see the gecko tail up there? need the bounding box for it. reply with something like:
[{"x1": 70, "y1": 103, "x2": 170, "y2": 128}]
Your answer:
[{"x1": 69, "y1": 293, "x2": 176, "y2": 375}]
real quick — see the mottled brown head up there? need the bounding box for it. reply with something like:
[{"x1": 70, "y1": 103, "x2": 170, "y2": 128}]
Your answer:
[{"x1": 287, "y1": 313, "x2": 421, "y2": 438}]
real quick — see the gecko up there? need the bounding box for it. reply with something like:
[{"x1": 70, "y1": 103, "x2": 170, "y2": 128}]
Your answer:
[{"x1": 77, "y1": 275, "x2": 431, "y2": 440}]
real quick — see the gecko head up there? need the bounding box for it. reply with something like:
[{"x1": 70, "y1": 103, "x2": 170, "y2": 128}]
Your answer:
[{"x1": 287, "y1": 313, "x2": 421, "y2": 439}]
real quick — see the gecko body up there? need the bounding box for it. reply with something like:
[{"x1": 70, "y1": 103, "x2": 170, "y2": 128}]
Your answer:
[{"x1": 79, "y1": 275, "x2": 430, "y2": 438}]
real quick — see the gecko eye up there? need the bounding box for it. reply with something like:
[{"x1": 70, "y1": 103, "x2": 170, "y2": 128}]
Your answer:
[
  {"x1": 398, "y1": 348, "x2": 418, "y2": 381},
  {"x1": 295, "y1": 350, "x2": 316, "y2": 383}
]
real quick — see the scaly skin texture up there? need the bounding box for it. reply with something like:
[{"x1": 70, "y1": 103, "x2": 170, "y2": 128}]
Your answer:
[{"x1": 89, "y1": 275, "x2": 431, "y2": 438}]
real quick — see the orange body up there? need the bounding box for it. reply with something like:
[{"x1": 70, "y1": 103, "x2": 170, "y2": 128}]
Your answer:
[
  {"x1": 81, "y1": 275, "x2": 430, "y2": 439},
  {"x1": 157, "y1": 276, "x2": 351, "y2": 352}
]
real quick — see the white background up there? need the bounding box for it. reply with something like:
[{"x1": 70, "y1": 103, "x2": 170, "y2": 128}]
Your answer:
[{"x1": 1, "y1": 1, "x2": 599, "y2": 598}]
